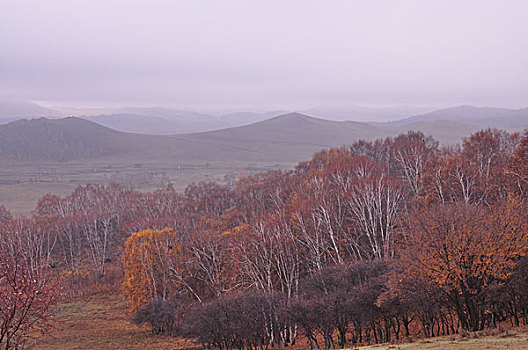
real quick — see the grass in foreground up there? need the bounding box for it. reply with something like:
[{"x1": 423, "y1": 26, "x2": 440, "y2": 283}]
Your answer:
[
  {"x1": 35, "y1": 294, "x2": 196, "y2": 350},
  {"x1": 357, "y1": 329, "x2": 528, "y2": 350},
  {"x1": 36, "y1": 294, "x2": 528, "y2": 349}
]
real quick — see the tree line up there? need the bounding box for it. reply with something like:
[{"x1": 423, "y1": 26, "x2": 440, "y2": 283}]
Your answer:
[{"x1": 1, "y1": 128, "x2": 528, "y2": 349}]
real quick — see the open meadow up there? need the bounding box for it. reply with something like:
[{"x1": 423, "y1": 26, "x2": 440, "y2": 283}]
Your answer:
[
  {"x1": 0, "y1": 159, "x2": 291, "y2": 214},
  {"x1": 35, "y1": 294, "x2": 196, "y2": 350}
]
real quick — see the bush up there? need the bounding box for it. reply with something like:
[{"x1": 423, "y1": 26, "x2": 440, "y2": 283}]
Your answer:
[
  {"x1": 131, "y1": 299, "x2": 180, "y2": 335},
  {"x1": 183, "y1": 291, "x2": 285, "y2": 350}
]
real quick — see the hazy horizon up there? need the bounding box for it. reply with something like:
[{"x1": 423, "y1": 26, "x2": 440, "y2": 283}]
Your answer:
[{"x1": 1, "y1": 1, "x2": 527, "y2": 111}]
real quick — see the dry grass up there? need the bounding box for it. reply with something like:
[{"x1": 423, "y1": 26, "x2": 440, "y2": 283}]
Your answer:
[
  {"x1": 35, "y1": 294, "x2": 197, "y2": 350},
  {"x1": 356, "y1": 329, "x2": 528, "y2": 350}
]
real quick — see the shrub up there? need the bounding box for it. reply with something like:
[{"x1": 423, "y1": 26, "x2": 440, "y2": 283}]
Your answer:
[{"x1": 131, "y1": 299, "x2": 180, "y2": 335}]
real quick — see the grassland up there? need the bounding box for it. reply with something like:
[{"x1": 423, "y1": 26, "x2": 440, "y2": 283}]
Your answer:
[
  {"x1": 356, "y1": 332, "x2": 528, "y2": 349},
  {"x1": 0, "y1": 159, "x2": 292, "y2": 215},
  {"x1": 35, "y1": 294, "x2": 196, "y2": 350},
  {"x1": 34, "y1": 294, "x2": 528, "y2": 350}
]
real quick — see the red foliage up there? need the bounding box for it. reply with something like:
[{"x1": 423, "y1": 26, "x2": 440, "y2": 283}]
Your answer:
[{"x1": 0, "y1": 230, "x2": 59, "y2": 349}]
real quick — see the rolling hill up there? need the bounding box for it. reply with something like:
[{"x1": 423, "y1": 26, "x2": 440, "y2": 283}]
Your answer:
[
  {"x1": 0, "y1": 100, "x2": 62, "y2": 122},
  {"x1": 217, "y1": 110, "x2": 290, "y2": 126},
  {"x1": 0, "y1": 117, "x2": 149, "y2": 161},
  {"x1": 391, "y1": 105, "x2": 528, "y2": 130},
  {"x1": 81, "y1": 114, "x2": 197, "y2": 135},
  {"x1": 81, "y1": 110, "x2": 292, "y2": 134},
  {"x1": 0, "y1": 113, "x2": 488, "y2": 163},
  {"x1": 305, "y1": 104, "x2": 434, "y2": 122},
  {"x1": 3, "y1": 101, "x2": 527, "y2": 137},
  {"x1": 77, "y1": 105, "x2": 528, "y2": 136},
  {"x1": 80, "y1": 107, "x2": 229, "y2": 134}
]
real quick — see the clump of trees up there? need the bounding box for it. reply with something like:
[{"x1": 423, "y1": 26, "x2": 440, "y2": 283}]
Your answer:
[
  {"x1": 121, "y1": 129, "x2": 528, "y2": 348},
  {"x1": 0, "y1": 213, "x2": 59, "y2": 349},
  {"x1": 2, "y1": 128, "x2": 528, "y2": 349},
  {"x1": 183, "y1": 291, "x2": 284, "y2": 350}
]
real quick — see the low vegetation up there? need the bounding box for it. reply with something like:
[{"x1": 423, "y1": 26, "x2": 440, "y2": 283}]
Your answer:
[{"x1": 2, "y1": 128, "x2": 528, "y2": 349}]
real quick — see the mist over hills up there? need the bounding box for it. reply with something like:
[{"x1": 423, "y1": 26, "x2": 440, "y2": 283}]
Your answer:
[
  {"x1": 391, "y1": 105, "x2": 528, "y2": 130},
  {"x1": 0, "y1": 111, "x2": 498, "y2": 163},
  {"x1": 81, "y1": 110, "x2": 293, "y2": 134},
  {"x1": 82, "y1": 114, "x2": 183, "y2": 135},
  {"x1": 217, "y1": 111, "x2": 290, "y2": 126},
  {"x1": 2, "y1": 101, "x2": 527, "y2": 136},
  {"x1": 0, "y1": 102, "x2": 292, "y2": 134},
  {"x1": 0, "y1": 101, "x2": 60, "y2": 122},
  {"x1": 304, "y1": 104, "x2": 434, "y2": 122},
  {"x1": 1, "y1": 101, "x2": 528, "y2": 163}
]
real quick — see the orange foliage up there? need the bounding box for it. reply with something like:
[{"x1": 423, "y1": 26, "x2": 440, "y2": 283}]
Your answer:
[
  {"x1": 400, "y1": 197, "x2": 528, "y2": 330},
  {"x1": 122, "y1": 228, "x2": 182, "y2": 310}
]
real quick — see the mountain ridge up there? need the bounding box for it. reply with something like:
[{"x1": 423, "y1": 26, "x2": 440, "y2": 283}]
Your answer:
[
  {"x1": 390, "y1": 105, "x2": 528, "y2": 129},
  {"x1": 0, "y1": 112, "x2": 495, "y2": 163}
]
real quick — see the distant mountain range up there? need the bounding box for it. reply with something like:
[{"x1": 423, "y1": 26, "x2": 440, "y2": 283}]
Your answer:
[
  {"x1": 2, "y1": 101, "x2": 527, "y2": 135},
  {"x1": 0, "y1": 101, "x2": 59, "y2": 122},
  {"x1": 80, "y1": 110, "x2": 291, "y2": 135},
  {"x1": 305, "y1": 104, "x2": 433, "y2": 121},
  {"x1": 0, "y1": 101, "x2": 292, "y2": 134},
  {"x1": 0, "y1": 110, "x2": 510, "y2": 163},
  {"x1": 388, "y1": 105, "x2": 528, "y2": 130},
  {"x1": 1, "y1": 101, "x2": 528, "y2": 163}
]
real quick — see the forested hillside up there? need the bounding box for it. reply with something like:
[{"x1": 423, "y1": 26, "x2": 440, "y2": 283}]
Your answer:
[{"x1": 2, "y1": 128, "x2": 528, "y2": 349}]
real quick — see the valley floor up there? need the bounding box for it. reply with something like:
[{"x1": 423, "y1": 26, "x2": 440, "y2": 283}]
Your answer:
[
  {"x1": 0, "y1": 160, "x2": 289, "y2": 215},
  {"x1": 36, "y1": 294, "x2": 528, "y2": 350}
]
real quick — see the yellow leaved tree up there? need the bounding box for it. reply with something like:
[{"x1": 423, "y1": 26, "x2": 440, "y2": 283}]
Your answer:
[
  {"x1": 122, "y1": 228, "x2": 182, "y2": 310},
  {"x1": 400, "y1": 198, "x2": 528, "y2": 331}
]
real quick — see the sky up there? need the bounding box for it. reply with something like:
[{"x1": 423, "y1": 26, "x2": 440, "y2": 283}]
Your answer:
[{"x1": 1, "y1": 0, "x2": 527, "y2": 111}]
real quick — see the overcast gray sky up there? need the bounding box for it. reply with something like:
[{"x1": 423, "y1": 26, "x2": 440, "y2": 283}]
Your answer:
[{"x1": 1, "y1": 0, "x2": 527, "y2": 110}]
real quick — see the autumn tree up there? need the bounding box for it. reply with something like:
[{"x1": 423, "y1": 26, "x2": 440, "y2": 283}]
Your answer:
[
  {"x1": 291, "y1": 149, "x2": 356, "y2": 267},
  {"x1": 0, "y1": 229, "x2": 58, "y2": 349},
  {"x1": 36, "y1": 184, "x2": 137, "y2": 278},
  {"x1": 183, "y1": 216, "x2": 241, "y2": 302},
  {"x1": 345, "y1": 156, "x2": 405, "y2": 260},
  {"x1": 122, "y1": 228, "x2": 183, "y2": 311},
  {"x1": 422, "y1": 129, "x2": 519, "y2": 205},
  {"x1": 0, "y1": 206, "x2": 12, "y2": 225},
  {"x1": 391, "y1": 131, "x2": 439, "y2": 195},
  {"x1": 400, "y1": 199, "x2": 528, "y2": 331},
  {"x1": 508, "y1": 129, "x2": 528, "y2": 195},
  {"x1": 292, "y1": 150, "x2": 406, "y2": 264},
  {"x1": 384, "y1": 267, "x2": 453, "y2": 338},
  {"x1": 183, "y1": 291, "x2": 285, "y2": 350},
  {"x1": 506, "y1": 255, "x2": 528, "y2": 325},
  {"x1": 0, "y1": 216, "x2": 58, "y2": 275}
]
